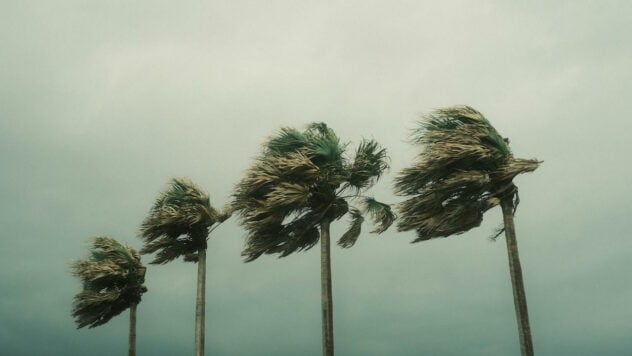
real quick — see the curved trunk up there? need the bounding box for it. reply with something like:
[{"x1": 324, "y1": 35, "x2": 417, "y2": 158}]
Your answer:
[
  {"x1": 195, "y1": 249, "x2": 207, "y2": 356},
  {"x1": 129, "y1": 302, "x2": 137, "y2": 356},
  {"x1": 320, "y1": 219, "x2": 334, "y2": 356},
  {"x1": 501, "y1": 197, "x2": 534, "y2": 356}
]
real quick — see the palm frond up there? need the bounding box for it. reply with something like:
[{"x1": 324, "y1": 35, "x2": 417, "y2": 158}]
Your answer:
[
  {"x1": 362, "y1": 197, "x2": 395, "y2": 234},
  {"x1": 346, "y1": 139, "x2": 389, "y2": 190},
  {"x1": 266, "y1": 127, "x2": 308, "y2": 156},
  {"x1": 338, "y1": 208, "x2": 364, "y2": 248},
  {"x1": 304, "y1": 123, "x2": 346, "y2": 172},
  {"x1": 265, "y1": 182, "x2": 312, "y2": 210}
]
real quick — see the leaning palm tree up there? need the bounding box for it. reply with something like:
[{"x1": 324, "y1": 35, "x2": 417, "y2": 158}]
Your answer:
[
  {"x1": 71, "y1": 236, "x2": 147, "y2": 356},
  {"x1": 394, "y1": 106, "x2": 540, "y2": 356},
  {"x1": 233, "y1": 122, "x2": 395, "y2": 356},
  {"x1": 139, "y1": 177, "x2": 230, "y2": 356}
]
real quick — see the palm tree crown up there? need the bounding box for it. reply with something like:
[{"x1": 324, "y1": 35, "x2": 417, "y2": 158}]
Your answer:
[
  {"x1": 233, "y1": 122, "x2": 395, "y2": 261},
  {"x1": 71, "y1": 236, "x2": 147, "y2": 328},
  {"x1": 395, "y1": 106, "x2": 540, "y2": 241},
  {"x1": 139, "y1": 177, "x2": 229, "y2": 264}
]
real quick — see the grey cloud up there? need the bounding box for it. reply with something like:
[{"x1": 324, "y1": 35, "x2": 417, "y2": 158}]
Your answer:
[{"x1": 1, "y1": 1, "x2": 631, "y2": 355}]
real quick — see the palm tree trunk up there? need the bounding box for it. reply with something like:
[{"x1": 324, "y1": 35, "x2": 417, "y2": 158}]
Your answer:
[
  {"x1": 129, "y1": 302, "x2": 137, "y2": 356},
  {"x1": 320, "y1": 218, "x2": 334, "y2": 356},
  {"x1": 195, "y1": 249, "x2": 207, "y2": 356},
  {"x1": 501, "y1": 197, "x2": 534, "y2": 356}
]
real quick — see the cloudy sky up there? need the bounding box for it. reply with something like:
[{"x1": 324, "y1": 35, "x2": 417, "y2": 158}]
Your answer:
[{"x1": 1, "y1": 1, "x2": 631, "y2": 355}]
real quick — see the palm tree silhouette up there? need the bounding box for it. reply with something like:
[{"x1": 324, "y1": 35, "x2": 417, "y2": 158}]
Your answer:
[
  {"x1": 71, "y1": 236, "x2": 147, "y2": 356},
  {"x1": 395, "y1": 106, "x2": 540, "y2": 356},
  {"x1": 139, "y1": 178, "x2": 230, "y2": 356},
  {"x1": 233, "y1": 122, "x2": 395, "y2": 356}
]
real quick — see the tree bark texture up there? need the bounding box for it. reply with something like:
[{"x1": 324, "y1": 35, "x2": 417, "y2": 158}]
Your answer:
[
  {"x1": 501, "y1": 197, "x2": 534, "y2": 356},
  {"x1": 320, "y1": 219, "x2": 334, "y2": 356},
  {"x1": 129, "y1": 302, "x2": 137, "y2": 356},
  {"x1": 195, "y1": 249, "x2": 207, "y2": 356}
]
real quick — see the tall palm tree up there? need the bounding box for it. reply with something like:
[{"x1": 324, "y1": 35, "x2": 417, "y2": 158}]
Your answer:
[
  {"x1": 233, "y1": 122, "x2": 395, "y2": 356},
  {"x1": 139, "y1": 177, "x2": 230, "y2": 356},
  {"x1": 394, "y1": 106, "x2": 540, "y2": 356},
  {"x1": 71, "y1": 236, "x2": 147, "y2": 356}
]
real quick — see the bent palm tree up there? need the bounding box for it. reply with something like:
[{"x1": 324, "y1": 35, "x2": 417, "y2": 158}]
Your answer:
[
  {"x1": 71, "y1": 236, "x2": 147, "y2": 356},
  {"x1": 139, "y1": 178, "x2": 230, "y2": 356},
  {"x1": 233, "y1": 122, "x2": 395, "y2": 356},
  {"x1": 395, "y1": 106, "x2": 539, "y2": 356}
]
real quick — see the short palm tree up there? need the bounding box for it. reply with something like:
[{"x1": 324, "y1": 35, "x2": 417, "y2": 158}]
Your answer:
[
  {"x1": 71, "y1": 236, "x2": 147, "y2": 356},
  {"x1": 139, "y1": 177, "x2": 230, "y2": 356},
  {"x1": 233, "y1": 122, "x2": 395, "y2": 356},
  {"x1": 395, "y1": 106, "x2": 540, "y2": 355}
]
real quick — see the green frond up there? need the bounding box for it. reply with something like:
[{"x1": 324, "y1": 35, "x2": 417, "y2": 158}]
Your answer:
[
  {"x1": 362, "y1": 197, "x2": 395, "y2": 234},
  {"x1": 309, "y1": 135, "x2": 345, "y2": 170},
  {"x1": 305, "y1": 122, "x2": 337, "y2": 139},
  {"x1": 338, "y1": 208, "x2": 364, "y2": 248},
  {"x1": 266, "y1": 127, "x2": 308, "y2": 156},
  {"x1": 302, "y1": 122, "x2": 347, "y2": 171},
  {"x1": 346, "y1": 139, "x2": 389, "y2": 190}
]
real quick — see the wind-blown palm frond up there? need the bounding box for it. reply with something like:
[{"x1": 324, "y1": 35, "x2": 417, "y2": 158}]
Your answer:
[
  {"x1": 71, "y1": 237, "x2": 147, "y2": 329},
  {"x1": 338, "y1": 208, "x2": 364, "y2": 248},
  {"x1": 362, "y1": 197, "x2": 396, "y2": 234},
  {"x1": 346, "y1": 139, "x2": 389, "y2": 190},
  {"x1": 139, "y1": 178, "x2": 228, "y2": 264},
  {"x1": 395, "y1": 106, "x2": 539, "y2": 241},
  {"x1": 233, "y1": 122, "x2": 393, "y2": 261}
]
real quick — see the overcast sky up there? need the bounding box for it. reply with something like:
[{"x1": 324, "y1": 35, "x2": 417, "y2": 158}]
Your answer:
[{"x1": 1, "y1": 1, "x2": 631, "y2": 355}]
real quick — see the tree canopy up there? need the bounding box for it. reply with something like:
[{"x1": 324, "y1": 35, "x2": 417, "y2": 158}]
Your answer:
[
  {"x1": 394, "y1": 106, "x2": 540, "y2": 242},
  {"x1": 233, "y1": 122, "x2": 395, "y2": 261},
  {"x1": 71, "y1": 237, "x2": 147, "y2": 328},
  {"x1": 139, "y1": 178, "x2": 230, "y2": 264}
]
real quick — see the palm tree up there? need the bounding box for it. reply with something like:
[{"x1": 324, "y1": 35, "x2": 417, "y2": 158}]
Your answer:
[
  {"x1": 394, "y1": 106, "x2": 540, "y2": 356},
  {"x1": 233, "y1": 122, "x2": 395, "y2": 356},
  {"x1": 139, "y1": 177, "x2": 230, "y2": 356},
  {"x1": 71, "y1": 236, "x2": 147, "y2": 356}
]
